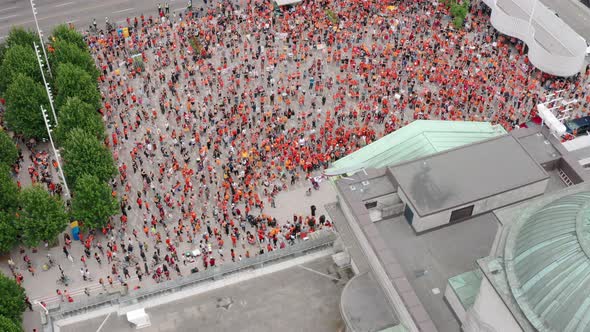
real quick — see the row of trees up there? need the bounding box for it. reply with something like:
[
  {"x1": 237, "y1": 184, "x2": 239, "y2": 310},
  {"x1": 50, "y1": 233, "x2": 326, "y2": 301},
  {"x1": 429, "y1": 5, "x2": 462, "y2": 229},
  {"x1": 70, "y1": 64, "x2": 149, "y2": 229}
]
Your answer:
[
  {"x1": 0, "y1": 25, "x2": 118, "y2": 252},
  {"x1": 0, "y1": 24, "x2": 119, "y2": 330},
  {"x1": 0, "y1": 273, "x2": 25, "y2": 332}
]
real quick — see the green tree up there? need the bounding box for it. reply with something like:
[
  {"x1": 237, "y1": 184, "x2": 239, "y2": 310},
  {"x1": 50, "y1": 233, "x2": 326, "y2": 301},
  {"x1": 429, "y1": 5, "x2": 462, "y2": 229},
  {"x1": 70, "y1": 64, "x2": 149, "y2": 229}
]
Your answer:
[
  {"x1": 54, "y1": 97, "x2": 105, "y2": 143},
  {"x1": 50, "y1": 40, "x2": 99, "y2": 80},
  {"x1": 0, "y1": 315, "x2": 22, "y2": 332},
  {"x1": 19, "y1": 185, "x2": 68, "y2": 247},
  {"x1": 450, "y1": 0, "x2": 470, "y2": 29},
  {"x1": 3, "y1": 27, "x2": 37, "y2": 50},
  {"x1": 0, "y1": 165, "x2": 19, "y2": 213},
  {"x1": 0, "y1": 212, "x2": 19, "y2": 254},
  {"x1": 3, "y1": 74, "x2": 48, "y2": 139},
  {"x1": 71, "y1": 174, "x2": 117, "y2": 231},
  {"x1": 0, "y1": 45, "x2": 41, "y2": 93},
  {"x1": 0, "y1": 130, "x2": 18, "y2": 168},
  {"x1": 62, "y1": 128, "x2": 116, "y2": 186},
  {"x1": 0, "y1": 273, "x2": 25, "y2": 324},
  {"x1": 55, "y1": 63, "x2": 101, "y2": 110},
  {"x1": 51, "y1": 24, "x2": 87, "y2": 50}
]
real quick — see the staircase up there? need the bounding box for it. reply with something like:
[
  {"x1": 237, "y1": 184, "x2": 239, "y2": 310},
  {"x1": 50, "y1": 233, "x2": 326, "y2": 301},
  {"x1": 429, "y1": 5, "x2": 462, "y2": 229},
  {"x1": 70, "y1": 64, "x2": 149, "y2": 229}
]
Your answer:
[{"x1": 558, "y1": 168, "x2": 574, "y2": 187}]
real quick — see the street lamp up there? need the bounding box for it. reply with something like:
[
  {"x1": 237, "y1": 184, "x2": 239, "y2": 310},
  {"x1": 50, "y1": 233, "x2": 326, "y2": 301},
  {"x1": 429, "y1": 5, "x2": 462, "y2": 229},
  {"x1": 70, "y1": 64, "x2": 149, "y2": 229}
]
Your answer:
[
  {"x1": 30, "y1": 0, "x2": 52, "y2": 78},
  {"x1": 41, "y1": 105, "x2": 71, "y2": 201},
  {"x1": 34, "y1": 42, "x2": 58, "y2": 125}
]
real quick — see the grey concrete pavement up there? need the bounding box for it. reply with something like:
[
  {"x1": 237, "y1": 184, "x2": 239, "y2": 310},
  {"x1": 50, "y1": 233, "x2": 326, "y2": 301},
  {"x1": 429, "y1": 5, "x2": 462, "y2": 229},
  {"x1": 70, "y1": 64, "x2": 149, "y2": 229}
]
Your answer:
[{"x1": 58, "y1": 256, "x2": 349, "y2": 332}]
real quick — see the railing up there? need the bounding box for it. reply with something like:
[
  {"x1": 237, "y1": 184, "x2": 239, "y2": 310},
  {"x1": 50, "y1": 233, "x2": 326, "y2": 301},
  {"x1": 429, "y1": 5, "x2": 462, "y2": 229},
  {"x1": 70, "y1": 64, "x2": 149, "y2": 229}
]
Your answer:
[{"x1": 48, "y1": 229, "x2": 337, "y2": 322}]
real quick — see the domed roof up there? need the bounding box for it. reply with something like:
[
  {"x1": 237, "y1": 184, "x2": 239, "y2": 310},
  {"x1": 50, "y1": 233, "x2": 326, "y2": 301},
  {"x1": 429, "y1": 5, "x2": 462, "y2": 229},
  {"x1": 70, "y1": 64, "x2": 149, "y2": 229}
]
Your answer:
[{"x1": 505, "y1": 192, "x2": 590, "y2": 332}]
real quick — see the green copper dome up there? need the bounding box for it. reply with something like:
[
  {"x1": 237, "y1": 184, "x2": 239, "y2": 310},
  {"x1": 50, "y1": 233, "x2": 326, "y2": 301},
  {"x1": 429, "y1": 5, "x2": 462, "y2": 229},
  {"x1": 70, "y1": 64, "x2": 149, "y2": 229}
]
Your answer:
[{"x1": 505, "y1": 192, "x2": 590, "y2": 332}]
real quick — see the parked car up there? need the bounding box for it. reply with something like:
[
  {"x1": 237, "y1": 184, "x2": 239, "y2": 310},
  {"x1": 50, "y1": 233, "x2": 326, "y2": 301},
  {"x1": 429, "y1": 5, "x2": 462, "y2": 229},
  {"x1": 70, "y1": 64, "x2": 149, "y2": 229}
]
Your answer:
[{"x1": 565, "y1": 116, "x2": 590, "y2": 136}]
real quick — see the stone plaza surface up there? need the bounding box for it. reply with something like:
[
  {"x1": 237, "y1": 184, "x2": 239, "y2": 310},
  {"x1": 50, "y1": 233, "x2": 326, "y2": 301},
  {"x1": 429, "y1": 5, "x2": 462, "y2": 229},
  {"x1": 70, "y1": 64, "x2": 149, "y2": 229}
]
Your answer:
[
  {"x1": 58, "y1": 256, "x2": 349, "y2": 332},
  {"x1": 3, "y1": 181, "x2": 337, "y2": 332},
  {"x1": 2, "y1": 0, "x2": 590, "y2": 331}
]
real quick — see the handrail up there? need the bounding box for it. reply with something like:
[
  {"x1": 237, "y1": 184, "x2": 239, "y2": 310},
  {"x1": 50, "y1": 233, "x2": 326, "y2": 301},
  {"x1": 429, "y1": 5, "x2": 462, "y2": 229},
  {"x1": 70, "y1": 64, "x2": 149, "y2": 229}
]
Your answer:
[{"x1": 48, "y1": 229, "x2": 337, "y2": 321}]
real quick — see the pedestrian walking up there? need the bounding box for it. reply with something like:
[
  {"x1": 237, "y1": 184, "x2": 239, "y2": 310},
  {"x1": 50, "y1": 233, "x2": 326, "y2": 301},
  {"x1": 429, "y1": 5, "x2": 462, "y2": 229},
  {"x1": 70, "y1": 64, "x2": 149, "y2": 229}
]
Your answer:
[{"x1": 25, "y1": 296, "x2": 33, "y2": 311}]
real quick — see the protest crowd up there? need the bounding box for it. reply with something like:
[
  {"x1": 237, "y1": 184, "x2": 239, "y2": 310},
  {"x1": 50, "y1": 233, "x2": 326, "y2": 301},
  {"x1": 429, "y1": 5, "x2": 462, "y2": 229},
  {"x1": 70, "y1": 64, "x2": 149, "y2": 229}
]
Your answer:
[{"x1": 5, "y1": 0, "x2": 590, "y2": 307}]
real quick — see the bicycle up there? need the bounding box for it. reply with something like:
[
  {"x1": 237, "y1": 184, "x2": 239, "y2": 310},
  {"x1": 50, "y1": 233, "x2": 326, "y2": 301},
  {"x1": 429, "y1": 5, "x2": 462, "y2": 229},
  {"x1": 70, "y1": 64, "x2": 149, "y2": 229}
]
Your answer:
[
  {"x1": 56, "y1": 275, "x2": 71, "y2": 287},
  {"x1": 42, "y1": 254, "x2": 55, "y2": 271}
]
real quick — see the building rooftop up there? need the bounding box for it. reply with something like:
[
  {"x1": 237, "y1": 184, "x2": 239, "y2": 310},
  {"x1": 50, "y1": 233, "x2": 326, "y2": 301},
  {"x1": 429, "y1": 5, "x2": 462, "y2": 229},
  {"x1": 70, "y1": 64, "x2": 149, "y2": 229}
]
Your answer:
[
  {"x1": 58, "y1": 256, "x2": 348, "y2": 332},
  {"x1": 374, "y1": 213, "x2": 498, "y2": 331},
  {"x1": 340, "y1": 272, "x2": 400, "y2": 332},
  {"x1": 447, "y1": 270, "x2": 483, "y2": 310},
  {"x1": 516, "y1": 131, "x2": 560, "y2": 166},
  {"x1": 482, "y1": 0, "x2": 587, "y2": 76},
  {"x1": 505, "y1": 190, "x2": 590, "y2": 332},
  {"x1": 390, "y1": 135, "x2": 549, "y2": 216},
  {"x1": 325, "y1": 120, "x2": 506, "y2": 176}
]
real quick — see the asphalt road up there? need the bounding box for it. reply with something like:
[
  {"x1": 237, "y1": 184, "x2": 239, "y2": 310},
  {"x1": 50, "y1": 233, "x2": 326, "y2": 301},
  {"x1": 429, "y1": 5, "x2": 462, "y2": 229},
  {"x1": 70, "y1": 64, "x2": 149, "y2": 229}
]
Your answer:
[
  {"x1": 0, "y1": 0, "x2": 588, "y2": 43},
  {"x1": 539, "y1": 0, "x2": 590, "y2": 42},
  {"x1": 0, "y1": 0, "x2": 198, "y2": 40}
]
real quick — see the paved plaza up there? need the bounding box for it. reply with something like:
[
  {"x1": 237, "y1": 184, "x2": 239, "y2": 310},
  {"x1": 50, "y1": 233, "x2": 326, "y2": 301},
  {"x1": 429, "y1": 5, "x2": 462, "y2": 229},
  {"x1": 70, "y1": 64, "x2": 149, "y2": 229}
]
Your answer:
[{"x1": 1, "y1": 0, "x2": 589, "y2": 331}]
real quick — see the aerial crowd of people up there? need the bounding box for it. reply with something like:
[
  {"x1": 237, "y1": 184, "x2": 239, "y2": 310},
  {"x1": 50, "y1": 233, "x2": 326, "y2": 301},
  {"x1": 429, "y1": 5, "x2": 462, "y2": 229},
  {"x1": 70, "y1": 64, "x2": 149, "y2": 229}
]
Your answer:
[{"x1": 5, "y1": 0, "x2": 590, "y2": 308}]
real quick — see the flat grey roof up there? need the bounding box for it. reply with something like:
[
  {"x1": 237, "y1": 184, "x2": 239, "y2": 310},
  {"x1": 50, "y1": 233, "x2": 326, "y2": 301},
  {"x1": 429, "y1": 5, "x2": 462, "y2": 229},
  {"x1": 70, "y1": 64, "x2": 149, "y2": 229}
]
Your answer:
[
  {"x1": 59, "y1": 256, "x2": 347, "y2": 332},
  {"x1": 516, "y1": 132, "x2": 560, "y2": 166},
  {"x1": 390, "y1": 135, "x2": 548, "y2": 216},
  {"x1": 375, "y1": 213, "x2": 499, "y2": 331},
  {"x1": 340, "y1": 272, "x2": 399, "y2": 331}
]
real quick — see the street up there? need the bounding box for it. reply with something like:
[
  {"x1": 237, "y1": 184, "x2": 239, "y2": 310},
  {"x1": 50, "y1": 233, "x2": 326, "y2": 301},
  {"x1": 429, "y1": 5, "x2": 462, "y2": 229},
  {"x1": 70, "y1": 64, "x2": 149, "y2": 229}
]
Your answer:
[
  {"x1": 539, "y1": 0, "x2": 590, "y2": 42},
  {"x1": 0, "y1": 0, "x2": 195, "y2": 39}
]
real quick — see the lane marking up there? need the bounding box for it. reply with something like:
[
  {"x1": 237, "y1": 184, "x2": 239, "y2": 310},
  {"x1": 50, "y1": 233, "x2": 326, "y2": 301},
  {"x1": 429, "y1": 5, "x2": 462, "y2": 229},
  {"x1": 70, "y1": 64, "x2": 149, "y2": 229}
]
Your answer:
[
  {"x1": 113, "y1": 7, "x2": 134, "y2": 13},
  {"x1": 55, "y1": 2, "x2": 75, "y2": 8},
  {"x1": 0, "y1": 1, "x2": 115, "y2": 29},
  {"x1": 0, "y1": 6, "x2": 19, "y2": 13},
  {"x1": 0, "y1": 14, "x2": 19, "y2": 20}
]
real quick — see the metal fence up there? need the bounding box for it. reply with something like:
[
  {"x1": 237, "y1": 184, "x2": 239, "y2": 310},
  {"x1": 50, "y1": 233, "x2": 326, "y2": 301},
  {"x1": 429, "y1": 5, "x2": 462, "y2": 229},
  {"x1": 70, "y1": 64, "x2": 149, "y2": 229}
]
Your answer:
[{"x1": 47, "y1": 229, "x2": 337, "y2": 323}]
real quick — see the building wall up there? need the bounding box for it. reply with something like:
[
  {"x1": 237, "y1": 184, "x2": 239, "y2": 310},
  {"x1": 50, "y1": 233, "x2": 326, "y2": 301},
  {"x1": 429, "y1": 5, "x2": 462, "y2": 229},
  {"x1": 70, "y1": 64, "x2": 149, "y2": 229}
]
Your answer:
[
  {"x1": 444, "y1": 284, "x2": 467, "y2": 323},
  {"x1": 463, "y1": 278, "x2": 522, "y2": 332},
  {"x1": 399, "y1": 179, "x2": 548, "y2": 233}
]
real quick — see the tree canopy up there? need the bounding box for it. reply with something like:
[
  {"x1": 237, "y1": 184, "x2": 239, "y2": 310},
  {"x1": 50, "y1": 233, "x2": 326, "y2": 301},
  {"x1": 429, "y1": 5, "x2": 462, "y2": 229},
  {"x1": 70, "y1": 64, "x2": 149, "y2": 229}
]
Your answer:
[
  {"x1": 0, "y1": 314, "x2": 22, "y2": 332},
  {"x1": 50, "y1": 40, "x2": 99, "y2": 80},
  {"x1": 0, "y1": 45, "x2": 41, "y2": 93},
  {"x1": 54, "y1": 63, "x2": 101, "y2": 110},
  {"x1": 0, "y1": 164, "x2": 19, "y2": 213},
  {"x1": 0, "y1": 212, "x2": 19, "y2": 254},
  {"x1": 0, "y1": 130, "x2": 18, "y2": 168},
  {"x1": 0, "y1": 27, "x2": 37, "y2": 77},
  {"x1": 71, "y1": 174, "x2": 118, "y2": 232},
  {"x1": 3, "y1": 74, "x2": 49, "y2": 139},
  {"x1": 18, "y1": 185, "x2": 68, "y2": 247},
  {"x1": 62, "y1": 128, "x2": 116, "y2": 186},
  {"x1": 54, "y1": 97, "x2": 105, "y2": 143},
  {"x1": 3, "y1": 27, "x2": 37, "y2": 50},
  {"x1": 0, "y1": 273, "x2": 25, "y2": 324},
  {"x1": 51, "y1": 24, "x2": 87, "y2": 50}
]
